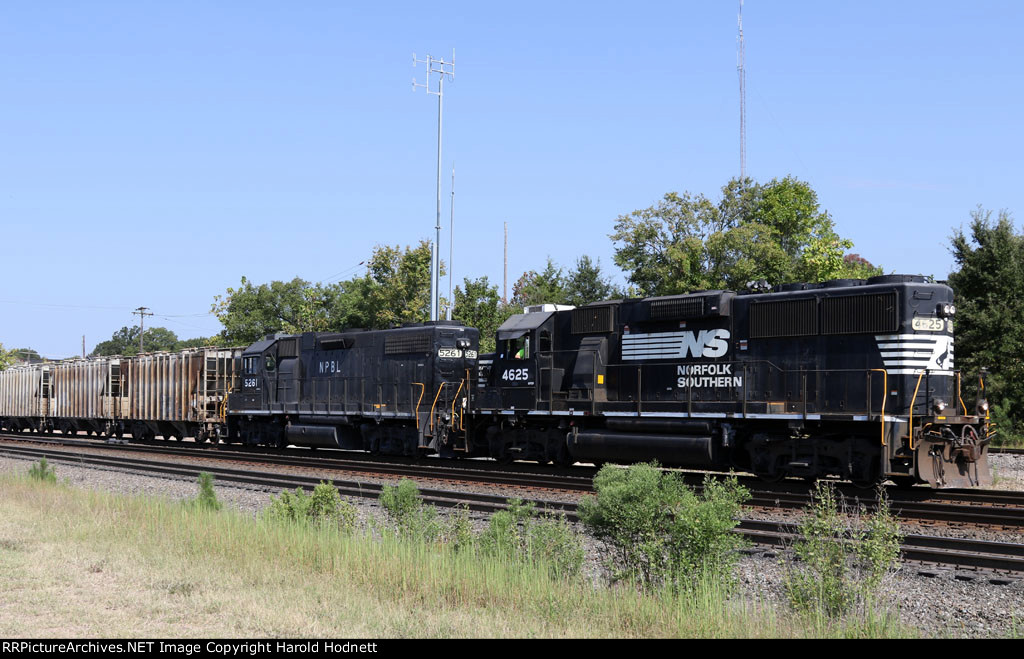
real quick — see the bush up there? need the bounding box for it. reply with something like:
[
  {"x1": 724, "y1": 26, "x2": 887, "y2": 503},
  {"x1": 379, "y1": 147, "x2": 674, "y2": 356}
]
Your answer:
[
  {"x1": 378, "y1": 479, "x2": 440, "y2": 542},
  {"x1": 479, "y1": 499, "x2": 585, "y2": 579},
  {"x1": 28, "y1": 458, "x2": 56, "y2": 484},
  {"x1": 193, "y1": 472, "x2": 222, "y2": 511},
  {"x1": 783, "y1": 481, "x2": 902, "y2": 618},
  {"x1": 578, "y1": 463, "x2": 749, "y2": 592},
  {"x1": 265, "y1": 482, "x2": 357, "y2": 532}
]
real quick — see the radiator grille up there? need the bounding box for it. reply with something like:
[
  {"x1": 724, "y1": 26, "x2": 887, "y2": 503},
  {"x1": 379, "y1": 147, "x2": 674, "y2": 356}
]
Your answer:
[
  {"x1": 750, "y1": 298, "x2": 818, "y2": 338},
  {"x1": 822, "y1": 292, "x2": 898, "y2": 335},
  {"x1": 572, "y1": 306, "x2": 614, "y2": 334},
  {"x1": 384, "y1": 332, "x2": 432, "y2": 355},
  {"x1": 650, "y1": 297, "x2": 705, "y2": 320}
]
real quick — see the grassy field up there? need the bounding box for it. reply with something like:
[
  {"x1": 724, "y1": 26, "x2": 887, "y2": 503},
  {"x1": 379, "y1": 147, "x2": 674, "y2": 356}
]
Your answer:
[{"x1": 0, "y1": 475, "x2": 915, "y2": 638}]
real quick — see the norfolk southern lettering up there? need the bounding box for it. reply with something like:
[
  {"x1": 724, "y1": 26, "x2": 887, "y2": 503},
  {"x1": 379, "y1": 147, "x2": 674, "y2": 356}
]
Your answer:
[{"x1": 676, "y1": 363, "x2": 742, "y2": 388}]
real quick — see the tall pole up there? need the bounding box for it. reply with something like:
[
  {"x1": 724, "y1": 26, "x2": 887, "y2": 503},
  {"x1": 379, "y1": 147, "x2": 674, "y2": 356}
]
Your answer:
[
  {"x1": 448, "y1": 162, "x2": 455, "y2": 321},
  {"x1": 413, "y1": 50, "x2": 456, "y2": 322},
  {"x1": 133, "y1": 306, "x2": 152, "y2": 353},
  {"x1": 503, "y1": 222, "x2": 508, "y2": 305},
  {"x1": 738, "y1": 0, "x2": 746, "y2": 181}
]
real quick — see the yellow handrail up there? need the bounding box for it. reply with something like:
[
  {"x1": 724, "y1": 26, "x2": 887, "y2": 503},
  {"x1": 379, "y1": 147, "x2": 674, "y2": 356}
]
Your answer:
[
  {"x1": 412, "y1": 383, "x2": 425, "y2": 429},
  {"x1": 429, "y1": 383, "x2": 447, "y2": 433},
  {"x1": 869, "y1": 369, "x2": 887, "y2": 446},
  {"x1": 450, "y1": 378, "x2": 465, "y2": 432},
  {"x1": 957, "y1": 372, "x2": 967, "y2": 417},
  {"x1": 908, "y1": 371, "x2": 926, "y2": 450},
  {"x1": 219, "y1": 386, "x2": 232, "y2": 422}
]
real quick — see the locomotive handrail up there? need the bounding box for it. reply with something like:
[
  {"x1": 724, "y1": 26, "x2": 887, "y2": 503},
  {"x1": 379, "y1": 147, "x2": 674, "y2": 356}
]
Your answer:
[
  {"x1": 451, "y1": 378, "x2": 465, "y2": 432},
  {"x1": 429, "y1": 382, "x2": 452, "y2": 433},
  {"x1": 954, "y1": 372, "x2": 962, "y2": 415},
  {"x1": 413, "y1": 382, "x2": 426, "y2": 429},
  {"x1": 908, "y1": 370, "x2": 927, "y2": 450},
  {"x1": 869, "y1": 369, "x2": 887, "y2": 446}
]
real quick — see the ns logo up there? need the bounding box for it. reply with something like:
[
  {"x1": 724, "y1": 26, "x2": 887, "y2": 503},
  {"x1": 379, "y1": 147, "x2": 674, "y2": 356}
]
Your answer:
[{"x1": 679, "y1": 329, "x2": 731, "y2": 359}]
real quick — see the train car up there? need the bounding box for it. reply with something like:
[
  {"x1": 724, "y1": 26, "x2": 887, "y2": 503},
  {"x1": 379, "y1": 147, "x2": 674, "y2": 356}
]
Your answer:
[
  {"x1": 121, "y1": 348, "x2": 241, "y2": 442},
  {"x1": 0, "y1": 362, "x2": 51, "y2": 432},
  {"x1": 226, "y1": 321, "x2": 479, "y2": 456},
  {"x1": 0, "y1": 348, "x2": 239, "y2": 442},
  {"x1": 472, "y1": 275, "x2": 991, "y2": 488},
  {"x1": 49, "y1": 357, "x2": 124, "y2": 436}
]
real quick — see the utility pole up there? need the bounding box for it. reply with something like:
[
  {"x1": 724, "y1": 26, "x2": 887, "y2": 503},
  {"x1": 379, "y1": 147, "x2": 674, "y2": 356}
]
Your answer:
[
  {"x1": 503, "y1": 222, "x2": 508, "y2": 305},
  {"x1": 133, "y1": 307, "x2": 153, "y2": 353},
  {"x1": 738, "y1": 0, "x2": 746, "y2": 181},
  {"x1": 82, "y1": 336, "x2": 85, "y2": 359},
  {"x1": 413, "y1": 50, "x2": 456, "y2": 322}
]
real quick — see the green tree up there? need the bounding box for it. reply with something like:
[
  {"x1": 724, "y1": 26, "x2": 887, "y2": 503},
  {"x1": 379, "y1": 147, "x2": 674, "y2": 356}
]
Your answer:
[
  {"x1": 352, "y1": 240, "x2": 445, "y2": 329},
  {"x1": 610, "y1": 177, "x2": 868, "y2": 296},
  {"x1": 511, "y1": 258, "x2": 568, "y2": 307},
  {"x1": 0, "y1": 344, "x2": 16, "y2": 370},
  {"x1": 564, "y1": 255, "x2": 617, "y2": 306},
  {"x1": 211, "y1": 277, "x2": 313, "y2": 345},
  {"x1": 453, "y1": 276, "x2": 515, "y2": 354},
  {"x1": 948, "y1": 207, "x2": 1024, "y2": 444},
  {"x1": 91, "y1": 326, "x2": 181, "y2": 356}
]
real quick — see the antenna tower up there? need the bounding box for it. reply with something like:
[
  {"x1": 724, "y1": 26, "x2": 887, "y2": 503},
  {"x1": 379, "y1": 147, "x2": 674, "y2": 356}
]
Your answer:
[
  {"x1": 738, "y1": 0, "x2": 746, "y2": 181},
  {"x1": 413, "y1": 50, "x2": 456, "y2": 322}
]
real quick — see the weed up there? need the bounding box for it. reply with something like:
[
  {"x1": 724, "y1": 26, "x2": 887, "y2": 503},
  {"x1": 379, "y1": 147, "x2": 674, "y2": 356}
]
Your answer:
[
  {"x1": 478, "y1": 498, "x2": 585, "y2": 579},
  {"x1": 379, "y1": 480, "x2": 440, "y2": 541},
  {"x1": 442, "y1": 504, "x2": 474, "y2": 553},
  {"x1": 783, "y1": 481, "x2": 901, "y2": 618},
  {"x1": 28, "y1": 458, "x2": 56, "y2": 485},
  {"x1": 264, "y1": 482, "x2": 356, "y2": 533}
]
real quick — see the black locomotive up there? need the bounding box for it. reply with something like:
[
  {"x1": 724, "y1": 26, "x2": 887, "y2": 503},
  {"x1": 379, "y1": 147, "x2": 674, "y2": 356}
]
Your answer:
[
  {"x1": 226, "y1": 322, "x2": 479, "y2": 457},
  {"x1": 472, "y1": 275, "x2": 990, "y2": 488},
  {"x1": 0, "y1": 274, "x2": 992, "y2": 489}
]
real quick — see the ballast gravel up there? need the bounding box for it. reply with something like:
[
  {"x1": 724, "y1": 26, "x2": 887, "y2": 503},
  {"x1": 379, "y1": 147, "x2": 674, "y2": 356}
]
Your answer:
[{"x1": 1, "y1": 452, "x2": 1022, "y2": 638}]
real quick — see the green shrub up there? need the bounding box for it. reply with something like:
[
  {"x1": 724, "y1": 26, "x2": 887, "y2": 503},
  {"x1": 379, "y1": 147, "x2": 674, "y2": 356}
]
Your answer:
[
  {"x1": 379, "y1": 479, "x2": 440, "y2": 541},
  {"x1": 783, "y1": 481, "x2": 902, "y2": 618},
  {"x1": 194, "y1": 472, "x2": 222, "y2": 511},
  {"x1": 479, "y1": 498, "x2": 584, "y2": 579},
  {"x1": 265, "y1": 482, "x2": 356, "y2": 532},
  {"x1": 578, "y1": 463, "x2": 749, "y2": 592},
  {"x1": 28, "y1": 458, "x2": 57, "y2": 484}
]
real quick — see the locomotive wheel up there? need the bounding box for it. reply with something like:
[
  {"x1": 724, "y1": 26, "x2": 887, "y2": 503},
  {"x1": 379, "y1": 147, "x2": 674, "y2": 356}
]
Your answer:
[
  {"x1": 889, "y1": 475, "x2": 918, "y2": 489},
  {"x1": 851, "y1": 472, "x2": 884, "y2": 489}
]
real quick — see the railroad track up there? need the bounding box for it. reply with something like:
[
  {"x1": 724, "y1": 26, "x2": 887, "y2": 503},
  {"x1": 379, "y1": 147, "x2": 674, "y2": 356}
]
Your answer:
[
  {"x1": 1, "y1": 440, "x2": 1022, "y2": 581},
  {"x1": 2, "y1": 434, "x2": 1024, "y2": 528}
]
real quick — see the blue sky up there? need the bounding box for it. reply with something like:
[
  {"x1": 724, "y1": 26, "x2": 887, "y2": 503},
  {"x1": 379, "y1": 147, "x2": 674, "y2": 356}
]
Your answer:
[{"x1": 1, "y1": 1, "x2": 1021, "y2": 358}]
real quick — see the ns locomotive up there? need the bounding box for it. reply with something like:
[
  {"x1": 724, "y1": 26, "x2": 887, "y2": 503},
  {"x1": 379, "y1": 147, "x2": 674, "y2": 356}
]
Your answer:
[
  {"x1": 472, "y1": 274, "x2": 991, "y2": 488},
  {"x1": 0, "y1": 274, "x2": 992, "y2": 489}
]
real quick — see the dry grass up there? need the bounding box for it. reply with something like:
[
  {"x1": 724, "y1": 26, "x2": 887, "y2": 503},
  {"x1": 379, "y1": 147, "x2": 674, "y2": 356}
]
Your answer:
[{"x1": 0, "y1": 475, "x2": 914, "y2": 638}]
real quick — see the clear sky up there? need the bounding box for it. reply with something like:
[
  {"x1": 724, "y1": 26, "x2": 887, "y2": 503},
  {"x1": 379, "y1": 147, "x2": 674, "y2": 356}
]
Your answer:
[{"x1": 1, "y1": 1, "x2": 1021, "y2": 358}]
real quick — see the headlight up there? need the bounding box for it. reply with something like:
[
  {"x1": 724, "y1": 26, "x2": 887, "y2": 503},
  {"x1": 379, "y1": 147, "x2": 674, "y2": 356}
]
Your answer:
[
  {"x1": 977, "y1": 399, "x2": 990, "y2": 414},
  {"x1": 933, "y1": 400, "x2": 946, "y2": 413}
]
